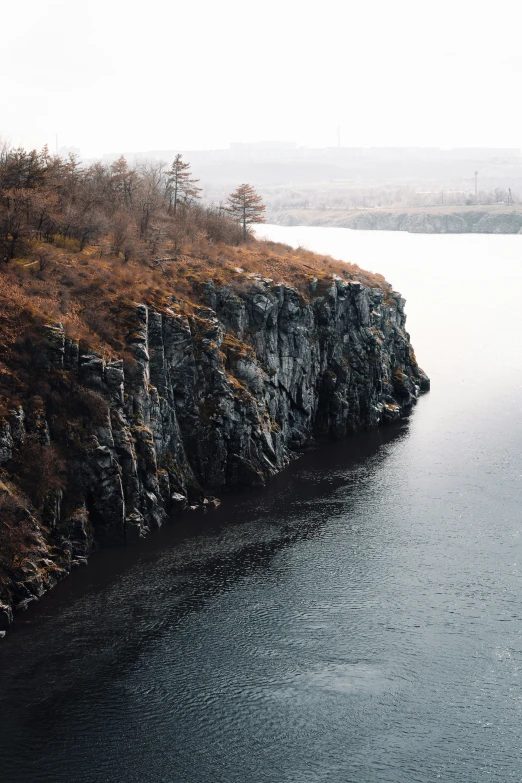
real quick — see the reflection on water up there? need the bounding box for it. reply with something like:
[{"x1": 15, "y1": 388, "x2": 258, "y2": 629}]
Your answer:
[{"x1": 1, "y1": 226, "x2": 522, "y2": 782}]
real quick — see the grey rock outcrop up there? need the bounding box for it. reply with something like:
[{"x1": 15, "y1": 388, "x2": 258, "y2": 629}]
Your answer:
[
  {"x1": 272, "y1": 209, "x2": 522, "y2": 234},
  {"x1": 0, "y1": 276, "x2": 428, "y2": 630}
]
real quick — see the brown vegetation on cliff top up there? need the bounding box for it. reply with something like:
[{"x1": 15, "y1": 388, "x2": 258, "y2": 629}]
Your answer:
[{"x1": 0, "y1": 145, "x2": 390, "y2": 410}]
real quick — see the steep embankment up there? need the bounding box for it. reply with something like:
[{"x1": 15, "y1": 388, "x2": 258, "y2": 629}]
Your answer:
[
  {"x1": 0, "y1": 244, "x2": 428, "y2": 634},
  {"x1": 273, "y1": 208, "x2": 522, "y2": 234}
]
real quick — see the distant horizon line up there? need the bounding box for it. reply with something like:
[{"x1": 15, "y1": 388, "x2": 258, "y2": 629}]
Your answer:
[
  {"x1": 57, "y1": 143, "x2": 522, "y2": 161},
  {"x1": 6, "y1": 134, "x2": 522, "y2": 158}
]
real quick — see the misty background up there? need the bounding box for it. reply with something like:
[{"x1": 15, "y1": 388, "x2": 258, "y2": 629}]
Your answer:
[{"x1": 4, "y1": 0, "x2": 522, "y2": 215}]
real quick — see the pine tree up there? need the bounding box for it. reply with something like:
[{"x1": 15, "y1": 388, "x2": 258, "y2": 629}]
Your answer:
[
  {"x1": 226, "y1": 183, "x2": 265, "y2": 240},
  {"x1": 166, "y1": 154, "x2": 201, "y2": 214},
  {"x1": 110, "y1": 155, "x2": 138, "y2": 207}
]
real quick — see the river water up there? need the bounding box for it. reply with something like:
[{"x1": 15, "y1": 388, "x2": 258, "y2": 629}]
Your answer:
[{"x1": 1, "y1": 226, "x2": 522, "y2": 782}]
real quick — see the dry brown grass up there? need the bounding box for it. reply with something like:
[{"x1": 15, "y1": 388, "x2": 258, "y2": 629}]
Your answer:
[{"x1": 0, "y1": 233, "x2": 391, "y2": 415}]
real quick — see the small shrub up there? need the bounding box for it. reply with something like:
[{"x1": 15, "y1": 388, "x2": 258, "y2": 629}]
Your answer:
[
  {"x1": 0, "y1": 492, "x2": 39, "y2": 570},
  {"x1": 74, "y1": 386, "x2": 109, "y2": 425},
  {"x1": 10, "y1": 436, "x2": 66, "y2": 509}
]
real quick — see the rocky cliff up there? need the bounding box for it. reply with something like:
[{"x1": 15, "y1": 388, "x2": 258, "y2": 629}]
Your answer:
[
  {"x1": 0, "y1": 273, "x2": 428, "y2": 633},
  {"x1": 274, "y1": 209, "x2": 522, "y2": 234}
]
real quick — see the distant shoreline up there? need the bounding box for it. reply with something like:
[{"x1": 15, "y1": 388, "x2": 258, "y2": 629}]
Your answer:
[{"x1": 269, "y1": 206, "x2": 522, "y2": 234}]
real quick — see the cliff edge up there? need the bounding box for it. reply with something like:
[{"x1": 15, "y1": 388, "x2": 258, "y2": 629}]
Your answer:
[{"x1": 0, "y1": 244, "x2": 428, "y2": 634}]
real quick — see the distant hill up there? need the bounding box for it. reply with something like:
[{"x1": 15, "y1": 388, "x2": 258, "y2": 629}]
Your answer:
[{"x1": 98, "y1": 145, "x2": 522, "y2": 212}]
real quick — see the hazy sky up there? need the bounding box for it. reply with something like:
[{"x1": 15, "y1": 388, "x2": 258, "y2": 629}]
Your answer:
[{"x1": 4, "y1": 0, "x2": 522, "y2": 156}]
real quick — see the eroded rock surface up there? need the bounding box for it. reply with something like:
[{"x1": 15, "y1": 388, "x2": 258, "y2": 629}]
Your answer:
[{"x1": 0, "y1": 277, "x2": 428, "y2": 631}]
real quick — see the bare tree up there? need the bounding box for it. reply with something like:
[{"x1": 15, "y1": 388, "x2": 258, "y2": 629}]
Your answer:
[
  {"x1": 135, "y1": 160, "x2": 166, "y2": 238},
  {"x1": 37, "y1": 247, "x2": 52, "y2": 272},
  {"x1": 110, "y1": 210, "x2": 135, "y2": 259},
  {"x1": 0, "y1": 188, "x2": 32, "y2": 258}
]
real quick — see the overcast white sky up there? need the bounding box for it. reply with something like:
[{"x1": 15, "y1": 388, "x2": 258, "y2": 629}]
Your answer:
[{"x1": 3, "y1": 0, "x2": 522, "y2": 156}]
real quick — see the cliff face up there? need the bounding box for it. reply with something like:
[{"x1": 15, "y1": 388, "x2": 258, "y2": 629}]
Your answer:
[
  {"x1": 0, "y1": 275, "x2": 428, "y2": 633},
  {"x1": 340, "y1": 210, "x2": 522, "y2": 233},
  {"x1": 274, "y1": 209, "x2": 522, "y2": 234}
]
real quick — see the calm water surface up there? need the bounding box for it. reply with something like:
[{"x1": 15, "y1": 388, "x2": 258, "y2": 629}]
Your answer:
[{"x1": 1, "y1": 226, "x2": 522, "y2": 782}]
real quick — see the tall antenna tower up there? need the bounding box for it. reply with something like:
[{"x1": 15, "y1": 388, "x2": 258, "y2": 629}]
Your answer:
[{"x1": 474, "y1": 171, "x2": 478, "y2": 204}]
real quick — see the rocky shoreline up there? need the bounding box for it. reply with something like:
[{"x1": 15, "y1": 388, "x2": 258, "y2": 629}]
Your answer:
[
  {"x1": 272, "y1": 209, "x2": 522, "y2": 234},
  {"x1": 0, "y1": 274, "x2": 429, "y2": 634}
]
